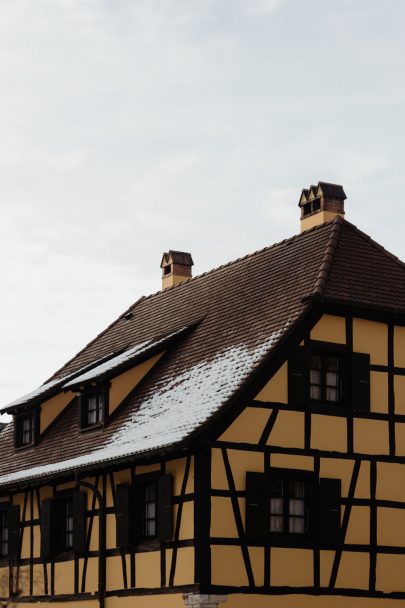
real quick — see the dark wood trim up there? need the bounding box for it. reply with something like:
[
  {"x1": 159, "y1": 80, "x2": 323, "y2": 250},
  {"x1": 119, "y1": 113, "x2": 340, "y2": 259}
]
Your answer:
[
  {"x1": 259, "y1": 409, "x2": 278, "y2": 446},
  {"x1": 221, "y1": 448, "x2": 254, "y2": 587},
  {"x1": 194, "y1": 446, "x2": 210, "y2": 589},
  {"x1": 328, "y1": 459, "x2": 360, "y2": 588},
  {"x1": 169, "y1": 455, "x2": 191, "y2": 586}
]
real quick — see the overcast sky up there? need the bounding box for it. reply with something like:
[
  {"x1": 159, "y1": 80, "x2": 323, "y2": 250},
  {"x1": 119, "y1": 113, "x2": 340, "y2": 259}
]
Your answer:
[{"x1": 0, "y1": 0, "x2": 404, "y2": 408}]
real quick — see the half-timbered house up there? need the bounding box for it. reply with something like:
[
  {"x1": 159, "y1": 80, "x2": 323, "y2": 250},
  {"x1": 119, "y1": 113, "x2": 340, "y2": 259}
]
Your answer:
[{"x1": 1, "y1": 181, "x2": 405, "y2": 608}]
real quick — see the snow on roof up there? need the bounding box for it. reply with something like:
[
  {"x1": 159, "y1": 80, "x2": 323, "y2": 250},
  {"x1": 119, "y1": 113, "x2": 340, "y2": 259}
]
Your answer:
[
  {"x1": 64, "y1": 326, "x2": 188, "y2": 388},
  {"x1": 0, "y1": 324, "x2": 289, "y2": 487},
  {"x1": 3, "y1": 328, "x2": 188, "y2": 413}
]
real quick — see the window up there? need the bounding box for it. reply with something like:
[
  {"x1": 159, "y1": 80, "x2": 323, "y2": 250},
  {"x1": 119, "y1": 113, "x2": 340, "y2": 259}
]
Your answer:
[
  {"x1": 142, "y1": 482, "x2": 157, "y2": 538},
  {"x1": 115, "y1": 475, "x2": 173, "y2": 548},
  {"x1": 63, "y1": 498, "x2": 74, "y2": 550},
  {"x1": 269, "y1": 480, "x2": 307, "y2": 535},
  {"x1": 246, "y1": 471, "x2": 341, "y2": 545},
  {"x1": 0, "y1": 510, "x2": 8, "y2": 558},
  {"x1": 40, "y1": 493, "x2": 86, "y2": 558},
  {"x1": 80, "y1": 389, "x2": 106, "y2": 429},
  {"x1": 310, "y1": 353, "x2": 341, "y2": 402},
  {"x1": 15, "y1": 412, "x2": 35, "y2": 448}
]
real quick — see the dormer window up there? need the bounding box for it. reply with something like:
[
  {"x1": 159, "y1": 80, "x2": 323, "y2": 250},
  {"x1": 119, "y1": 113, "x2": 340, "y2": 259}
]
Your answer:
[
  {"x1": 80, "y1": 388, "x2": 107, "y2": 430},
  {"x1": 15, "y1": 412, "x2": 36, "y2": 448}
]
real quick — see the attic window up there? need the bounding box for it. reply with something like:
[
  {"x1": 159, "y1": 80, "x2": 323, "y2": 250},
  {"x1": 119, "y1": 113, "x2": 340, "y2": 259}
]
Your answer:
[
  {"x1": 80, "y1": 388, "x2": 107, "y2": 430},
  {"x1": 15, "y1": 412, "x2": 35, "y2": 448}
]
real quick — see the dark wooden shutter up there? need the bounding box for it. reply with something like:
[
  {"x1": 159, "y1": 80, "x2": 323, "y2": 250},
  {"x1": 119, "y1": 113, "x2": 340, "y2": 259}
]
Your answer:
[
  {"x1": 288, "y1": 345, "x2": 309, "y2": 405},
  {"x1": 352, "y1": 353, "x2": 370, "y2": 411},
  {"x1": 246, "y1": 472, "x2": 267, "y2": 540},
  {"x1": 132, "y1": 481, "x2": 145, "y2": 543},
  {"x1": 73, "y1": 492, "x2": 87, "y2": 553},
  {"x1": 40, "y1": 498, "x2": 53, "y2": 558},
  {"x1": 319, "y1": 478, "x2": 341, "y2": 544},
  {"x1": 116, "y1": 483, "x2": 131, "y2": 547},
  {"x1": 79, "y1": 395, "x2": 88, "y2": 429},
  {"x1": 7, "y1": 505, "x2": 20, "y2": 560},
  {"x1": 158, "y1": 474, "x2": 173, "y2": 542}
]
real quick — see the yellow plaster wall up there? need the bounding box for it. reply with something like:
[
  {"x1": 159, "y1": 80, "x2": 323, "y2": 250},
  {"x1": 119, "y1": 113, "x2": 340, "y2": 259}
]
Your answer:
[
  {"x1": 370, "y1": 371, "x2": 389, "y2": 414},
  {"x1": 267, "y1": 410, "x2": 305, "y2": 449},
  {"x1": 218, "y1": 407, "x2": 271, "y2": 443},
  {"x1": 320, "y1": 550, "x2": 334, "y2": 587},
  {"x1": 227, "y1": 449, "x2": 264, "y2": 491},
  {"x1": 353, "y1": 318, "x2": 388, "y2": 365},
  {"x1": 40, "y1": 391, "x2": 75, "y2": 434},
  {"x1": 211, "y1": 545, "x2": 249, "y2": 587},
  {"x1": 353, "y1": 418, "x2": 389, "y2": 455},
  {"x1": 320, "y1": 458, "x2": 369, "y2": 499},
  {"x1": 165, "y1": 546, "x2": 194, "y2": 586},
  {"x1": 135, "y1": 551, "x2": 161, "y2": 588},
  {"x1": 377, "y1": 553, "x2": 405, "y2": 592},
  {"x1": 395, "y1": 422, "x2": 405, "y2": 456},
  {"x1": 394, "y1": 375, "x2": 405, "y2": 414},
  {"x1": 211, "y1": 447, "x2": 228, "y2": 490},
  {"x1": 394, "y1": 326, "x2": 405, "y2": 368},
  {"x1": 378, "y1": 508, "x2": 405, "y2": 546},
  {"x1": 106, "y1": 555, "x2": 126, "y2": 592},
  {"x1": 54, "y1": 560, "x2": 75, "y2": 595},
  {"x1": 310, "y1": 314, "x2": 346, "y2": 344},
  {"x1": 249, "y1": 547, "x2": 264, "y2": 587},
  {"x1": 270, "y1": 453, "x2": 313, "y2": 471},
  {"x1": 175, "y1": 500, "x2": 194, "y2": 540},
  {"x1": 311, "y1": 414, "x2": 347, "y2": 452},
  {"x1": 270, "y1": 548, "x2": 313, "y2": 587},
  {"x1": 377, "y1": 463, "x2": 405, "y2": 501},
  {"x1": 80, "y1": 557, "x2": 98, "y2": 593},
  {"x1": 211, "y1": 497, "x2": 238, "y2": 538},
  {"x1": 255, "y1": 363, "x2": 287, "y2": 403},
  {"x1": 335, "y1": 552, "x2": 369, "y2": 590},
  {"x1": 109, "y1": 352, "x2": 164, "y2": 414},
  {"x1": 345, "y1": 506, "x2": 369, "y2": 545},
  {"x1": 166, "y1": 456, "x2": 194, "y2": 494},
  {"x1": 300, "y1": 210, "x2": 343, "y2": 232}
]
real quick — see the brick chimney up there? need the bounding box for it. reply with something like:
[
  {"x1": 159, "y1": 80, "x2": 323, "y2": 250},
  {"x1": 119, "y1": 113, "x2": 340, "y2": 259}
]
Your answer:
[
  {"x1": 160, "y1": 250, "x2": 193, "y2": 289},
  {"x1": 299, "y1": 181, "x2": 346, "y2": 233}
]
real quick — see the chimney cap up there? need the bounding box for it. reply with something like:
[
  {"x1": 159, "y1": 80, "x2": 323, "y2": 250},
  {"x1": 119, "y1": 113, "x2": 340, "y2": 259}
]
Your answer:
[
  {"x1": 160, "y1": 250, "x2": 194, "y2": 269},
  {"x1": 298, "y1": 181, "x2": 346, "y2": 207}
]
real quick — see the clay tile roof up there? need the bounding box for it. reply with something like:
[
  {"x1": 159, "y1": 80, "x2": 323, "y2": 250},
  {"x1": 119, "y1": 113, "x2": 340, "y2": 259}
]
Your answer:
[{"x1": 1, "y1": 217, "x2": 405, "y2": 486}]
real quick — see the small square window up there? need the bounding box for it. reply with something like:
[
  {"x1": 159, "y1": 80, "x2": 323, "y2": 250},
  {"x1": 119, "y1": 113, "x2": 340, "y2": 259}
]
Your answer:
[
  {"x1": 15, "y1": 413, "x2": 35, "y2": 448},
  {"x1": 269, "y1": 479, "x2": 309, "y2": 536},
  {"x1": 310, "y1": 353, "x2": 342, "y2": 403},
  {"x1": 80, "y1": 390, "x2": 106, "y2": 429}
]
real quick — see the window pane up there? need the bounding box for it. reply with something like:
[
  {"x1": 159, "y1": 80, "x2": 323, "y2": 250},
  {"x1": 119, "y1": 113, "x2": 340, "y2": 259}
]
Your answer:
[
  {"x1": 311, "y1": 355, "x2": 321, "y2": 370},
  {"x1": 326, "y1": 357, "x2": 339, "y2": 372},
  {"x1": 326, "y1": 387, "x2": 338, "y2": 401},
  {"x1": 270, "y1": 515, "x2": 283, "y2": 533},
  {"x1": 287, "y1": 481, "x2": 305, "y2": 499},
  {"x1": 310, "y1": 369, "x2": 321, "y2": 384},
  {"x1": 270, "y1": 497, "x2": 283, "y2": 515},
  {"x1": 326, "y1": 371, "x2": 338, "y2": 387},
  {"x1": 146, "y1": 484, "x2": 156, "y2": 501},
  {"x1": 146, "y1": 502, "x2": 156, "y2": 519},
  {"x1": 289, "y1": 516, "x2": 305, "y2": 534},
  {"x1": 146, "y1": 520, "x2": 156, "y2": 537},
  {"x1": 269, "y1": 480, "x2": 282, "y2": 498},
  {"x1": 310, "y1": 385, "x2": 321, "y2": 400},
  {"x1": 289, "y1": 498, "x2": 305, "y2": 516}
]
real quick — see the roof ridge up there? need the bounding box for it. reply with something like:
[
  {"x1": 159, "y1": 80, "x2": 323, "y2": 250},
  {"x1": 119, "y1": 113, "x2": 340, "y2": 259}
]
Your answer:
[
  {"x1": 137, "y1": 219, "x2": 336, "y2": 305},
  {"x1": 312, "y1": 215, "x2": 344, "y2": 297},
  {"x1": 341, "y1": 219, "x2": 405, "y2": 270}
]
